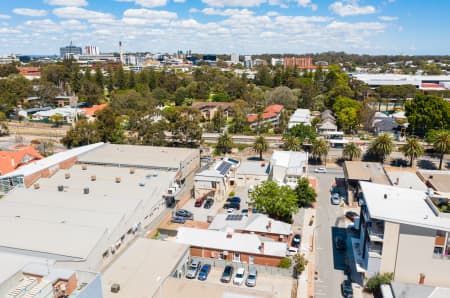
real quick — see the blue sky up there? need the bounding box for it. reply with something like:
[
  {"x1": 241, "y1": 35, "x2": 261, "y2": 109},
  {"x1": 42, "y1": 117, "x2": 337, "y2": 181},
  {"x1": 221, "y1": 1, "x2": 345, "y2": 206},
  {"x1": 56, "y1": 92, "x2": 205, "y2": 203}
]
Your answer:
[{"x1": 0, "y1": 0, "x2": 448, "y2": 55}]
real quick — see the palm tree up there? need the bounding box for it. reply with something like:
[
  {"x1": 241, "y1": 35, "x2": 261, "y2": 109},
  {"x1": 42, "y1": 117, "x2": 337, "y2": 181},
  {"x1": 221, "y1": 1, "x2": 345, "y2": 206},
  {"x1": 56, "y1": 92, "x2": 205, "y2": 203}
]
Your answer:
[
  {"x1": 283, "y1": 135, "x2": 301, "y2": 151},
  {"x1": 369, "y1": 133, "x2": 394, "y2": 163},
  {"x1": 343, "y1": 142, "x2": 362, "y2": 161},
  {"x1": 216, "y1": 132, "x2": 233, "y2": 154},
  {"x1": 253, "y1": 135, "x2": 268, "y2": 160},
  {"x1": 400, "y1": 138, "x2": 424, "y2": 167},
  {"x1": 433, "y1": 131, "x2": 450, "y2": 170},
  {"x1": 312, "y1": 139, "x2": 329, "y2": 165}
]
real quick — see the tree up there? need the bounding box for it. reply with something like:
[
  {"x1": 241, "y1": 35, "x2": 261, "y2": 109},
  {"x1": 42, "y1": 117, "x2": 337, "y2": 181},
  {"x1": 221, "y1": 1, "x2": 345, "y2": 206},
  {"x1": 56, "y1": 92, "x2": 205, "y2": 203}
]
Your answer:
[
  {"x1": 369, "y1": 133, "x2": 394, "y2": 163},
  {"x1": 365, "y1": 273, "x2": 394, "y2": 297},
  {"x1": 285, "y1": 124, "x2": 317, "y2": 144},
  {"x1": 212, "y1": 106, "x2": 225, "y2": 132},
  {"x1": 253, "y1": 135, "x2": 268, "y2": 160},
  {"x1": 431, "y1": 130, "x2": 450, "y2": 170},
  {"x1": 282, "y1": 135, "x2": 301, "y2": 151},
  {"x1": 230, "y1": 104, "x2": 248, "y2": 134},
  {"x1": 405, "y1": 94, "x2": 450, "y2": 137},
  {"x1": 343, "y1": 142, "x2": 362, "y2": 161},
  {"x1": 0, "y1": 63, "x2": 19, "y2": 77},
  {"x1": 292, "y1": 253, "x2": 308, "y2": 277},
  {"x1": 336, "y1": 107, "x2": 359, "y2": 133},
  {"x1": 212, "y1": 92, "x2": 231, "y2": 102},
  {"x1": 400, "y1": 138, "x2": 424, "y2": 167},
  {"x1": 127, "y1": 70, "x2": 136, "y2": 89},
  {"x1": 250, "y1": 181, "x2": 298, "y2": 222},
  {"x1": 294, "y1": 177, "x2": 317, "y2": 207},
  {"x1": 216, "y1": 132, "x2": 233, "y2": 154},
  {"x1": 61, "y1": 119, "x2": 101, "y2": 148},
  {"x1": 166, "y1": 106, "x2": 202, "y2": 147},
  {"x1": 94, "y1": 66, "x2": 104, "y2": 90},
  {"x1": 264, "y1": 86, "x2": 298, "y2": 110},
  {"x1": 114, "y1": 66, "x2": 127, "y2": 90},
  {"x1": 311, "y1": 139, "x2": 329, "y2": 165},
  {"x1": 49, "y1": 113, "x2": 64, "y2": 127}
]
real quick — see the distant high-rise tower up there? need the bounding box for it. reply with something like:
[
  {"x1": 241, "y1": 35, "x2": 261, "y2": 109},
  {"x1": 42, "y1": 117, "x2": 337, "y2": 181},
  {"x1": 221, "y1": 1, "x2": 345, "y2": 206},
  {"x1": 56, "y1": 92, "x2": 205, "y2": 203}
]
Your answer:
[
  {"x1": 119, "y1": 41, "x2": 124, "y2": 64},
  {"x1": 85, "y1": 45, "x2": 99, "y2": 56},
  {"x1": 60, "y1": 41, "x2": 82, "y2": 58},
  {"x1": 231, "y1": 53, "x2": 239, "y2": 64}
]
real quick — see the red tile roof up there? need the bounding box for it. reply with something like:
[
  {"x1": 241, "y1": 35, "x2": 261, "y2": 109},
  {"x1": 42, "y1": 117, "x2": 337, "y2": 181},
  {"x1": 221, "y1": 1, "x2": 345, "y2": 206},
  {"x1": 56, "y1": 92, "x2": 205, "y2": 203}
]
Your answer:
[
  {"x1": 247, "y1": 104, "x2": 284, "y2": 123},
  {"x1": 421, "y1": 83, "x2": 441, "y2": 89},
  {"x1": 17, "y1": 67, "x2": 41, "y2": 77},
  {"x1": 0, "y1": 146, "x2": 43, "y2": 176},
  {"x1": 81, "y1": 104, "x2": 108, "y2": 117}
]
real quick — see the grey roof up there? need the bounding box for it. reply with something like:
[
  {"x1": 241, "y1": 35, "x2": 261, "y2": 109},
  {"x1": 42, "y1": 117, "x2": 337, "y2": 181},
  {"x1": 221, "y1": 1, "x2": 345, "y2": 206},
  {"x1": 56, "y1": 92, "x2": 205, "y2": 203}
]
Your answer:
[
  {"x1": 373, "y1": 117, "x2": 399, "y2": 132},
  {"x1": 318, "y1": 120, "x2": 337, "y2": 130},
  {"x1": 78, "y1": 143, "x2": 199, "y2": 170},
  {"x1": 102, "y1": 238, "x2": 189, "y2": 298},
  {"x1": 0, "y1": 252, "x2": 51, "y2": 285},
  {"x1": 236, "y1": 161, "x2": 270, "y2": 176},
  {"x1": 344, "y1": 161, "x2": 390, "y2": 185},
  {"x1": 390, "y1": 281, "x2": 447, "y2": 298},
  {"x1": 208, "y1": 214, "x2": 291, "y2": 235},
  {"x1": 385, "y1": 170, "x2": 427, "y2": 191}
]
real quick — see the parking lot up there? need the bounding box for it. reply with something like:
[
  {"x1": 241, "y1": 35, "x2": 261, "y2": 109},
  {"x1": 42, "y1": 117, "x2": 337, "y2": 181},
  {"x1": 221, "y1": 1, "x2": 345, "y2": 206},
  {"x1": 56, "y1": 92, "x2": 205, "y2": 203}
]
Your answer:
[{"x1": 184, "y1": 265, "x2": 293, "y2": 298}]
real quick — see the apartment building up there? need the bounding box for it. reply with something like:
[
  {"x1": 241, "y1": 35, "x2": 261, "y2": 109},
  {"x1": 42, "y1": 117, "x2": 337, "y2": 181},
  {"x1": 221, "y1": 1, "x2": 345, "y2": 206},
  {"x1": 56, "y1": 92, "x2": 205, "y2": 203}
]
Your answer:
[
  {"x1": 247, "y1": 104, "x2": 284, "y2": 129},
  {"x1": 353, "y1": 182, "x2": 450, "y2": 287}
]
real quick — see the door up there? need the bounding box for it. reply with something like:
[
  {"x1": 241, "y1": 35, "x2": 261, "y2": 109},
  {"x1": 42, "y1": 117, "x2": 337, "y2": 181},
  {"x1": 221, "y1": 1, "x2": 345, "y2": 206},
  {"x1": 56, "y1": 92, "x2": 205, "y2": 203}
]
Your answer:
[{"x1": 233, "y1": 252, "x2": 240, "y2": 262}]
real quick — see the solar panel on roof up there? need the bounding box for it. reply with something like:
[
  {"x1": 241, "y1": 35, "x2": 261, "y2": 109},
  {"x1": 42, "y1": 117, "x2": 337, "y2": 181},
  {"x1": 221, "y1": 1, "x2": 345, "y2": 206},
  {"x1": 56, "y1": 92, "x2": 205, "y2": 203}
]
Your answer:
[
  {"x1": 225, "y1": 214, "x2": 243, "y2": 221},
  {"x1": 217, "y1": 162, "x2": 232, "y2": 175}
]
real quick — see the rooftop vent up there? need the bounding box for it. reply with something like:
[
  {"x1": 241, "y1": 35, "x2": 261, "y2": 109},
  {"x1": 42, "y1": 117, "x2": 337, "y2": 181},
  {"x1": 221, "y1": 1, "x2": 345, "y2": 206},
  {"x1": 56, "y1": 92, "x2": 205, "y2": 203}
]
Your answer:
[
  {"x1": 226, "y1": 232, "x2": 233, "y2": 239},
  {"x1": 384, "y1": 194, "x2": 388, "y2": 199},
  {"x1": 65, "y1": 173, "x2": 70, "y2": 179},
  {"x1": 83, "y1": 187, "x2": 89, "y2": 195},
  {"x1": 115, "y1": 177, "x2": 121, "y2": 183},
  {"x1": 58, "y1": 185, "x2": 64, "y2": 192},
  {"x1": 82, "y1": 165, "x2": 87, "y2": 170},
  {"x1": 111, "y1": 284, "x2": 120, "y2": 293},
  {"x1": 33, "y1": 183, "x2": 40, "y2": 190},
  {"x1": 429, "y1": 175, "x2": 433, "y2": 179},
  {"x1": 130, "y1": 168, "x2": 135, "y2": 174},
  {"x1": 91, "y1": 175, "x2": 96, "y2": 181}
]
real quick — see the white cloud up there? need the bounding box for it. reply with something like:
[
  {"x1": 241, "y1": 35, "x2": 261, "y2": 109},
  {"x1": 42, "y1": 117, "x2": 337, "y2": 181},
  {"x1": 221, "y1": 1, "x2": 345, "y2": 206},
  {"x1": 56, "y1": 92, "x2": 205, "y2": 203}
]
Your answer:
[
  {"x1": 0, "y1": 14, "x2": 11, "y2": 19},
  {"x1": 202, "y1": 0, "x2": 266, "y2": 7},
  {"x1": 60, "y1": 19, "x2": 87, "y2": 30},
  {"x1": 189, "y1": 8, "x2": 199, "y2": 13},
  {"x1": 13, "y1": 8, "x2": 48, "y2": 17},
  {"x1": 21, "y1": 19, "x2": 62, "y2": 32},
  {"x1": 297, "y1": 0, "x2": 317, "y2": 11},
  {"x1": 46, "y1": 0, "x2": 88, "y2": 6},
  {"x1": 329, "y1": 1, "x2": 376, "y2": 17},
  {"x1": 123, "y1": 8, "x2": 177, "y2": 19},
  {"x1": 116, "y1": 0, "x2": 168, "y2": 8},
  {"x1": 173, "y1": 0, "x2": 185, "y2": 2},
  {"x1": 201, "y1": 8, "x2": 254, "y2": 16},
  {"x1": 53, "y1": 6, "x2": 115, "y2": 21},
  {"x1": 378, "y1": 16, "x2": 398, "y2": 21}
]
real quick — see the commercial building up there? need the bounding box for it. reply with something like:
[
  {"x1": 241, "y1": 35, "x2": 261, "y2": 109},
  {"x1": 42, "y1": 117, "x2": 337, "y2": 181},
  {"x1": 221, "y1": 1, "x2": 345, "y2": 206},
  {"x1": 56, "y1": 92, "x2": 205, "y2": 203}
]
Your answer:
[
  {"x1": 353, "y1": 182, "x2": 450, "y2": 287},
  {"x1": 284, "y1": 57, "x2": 315, "y2": 70},
  {"x1": 17, "y1": 67, "x2": 41, "y2": 80},
  {"x1": 194, "y1": 159, "x2": 234, "y2": 200},
  {"x1": 60, "y1": 42, "x2": 82, "y2": 58},
  {"x1": 350, "y1": 73, "x2": 450, "y2": 90},
  {"x1": 418, "y1": 170, "x2": 450, "y2": 197},
  {"x1": 209, "y1": 213, "x2": 292, "y2": 242},
  {"x1": 85, "y1": 45, "x2": 100, "y2": 56},
  {"x1": 235, "y1": 161, "x2": 269, "y2": 187},
  {"x1": 0, "y1": 143, "x2": 199, "y2": 272},
  {"x1": 0, "y1": 146, "x2": 43, "y2": 176},
  {"x1": 247, "y1": 104, "x2": 284, "y2": 129},
  {"x1": 102, "y1": 238, "x2": 189, "y2": 298},
  {"x1": 176, "y1": 227, "x2": 288, "y2": 266},
  {"x1": 270, "y1": 151, "x2": 308, "y2": 188},
  {"x1": 230, "y1": 53, "x2": 239, "y2": 64},
  {"x1": 288, "y1": 108, "x2": 311, "y2": 128}
]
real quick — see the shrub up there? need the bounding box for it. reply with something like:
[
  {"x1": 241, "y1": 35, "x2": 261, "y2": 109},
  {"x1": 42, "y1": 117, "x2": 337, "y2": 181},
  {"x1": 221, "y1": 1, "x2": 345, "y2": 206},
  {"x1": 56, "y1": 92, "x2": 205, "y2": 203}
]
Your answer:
[
  {"x1": 365, "y1": 272, "x2": 394, "y2": 296},
  {"x1": 228, "y1": 191, "x2": 235, "y2": 197},
  {"x1": 278, "y1": 257, "x2": 292, "y2": 268},
  {"x1": 292, "y1": 253, "x2": 308, "y2": 276}
]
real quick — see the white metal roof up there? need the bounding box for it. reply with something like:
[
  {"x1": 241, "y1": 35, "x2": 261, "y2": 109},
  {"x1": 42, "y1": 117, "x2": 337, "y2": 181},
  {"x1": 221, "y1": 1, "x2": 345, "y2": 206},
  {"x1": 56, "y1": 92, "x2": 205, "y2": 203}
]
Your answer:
[
  {"x1": 385, "y1": 170, "x2": 427, "y2": 191},
  {"x1": 1, "y1": 143, "x2": 104, "y2": 178},
  {"x1": 270, "y1": 151, "x2": 308, "y2": 169},
  {"x1": 360, "y1": 181, "x2": 450, "y2": 231},
  {"x1": 236, "y1": 161, "x2": 269, "y2": 176},
  {"x1": 208, "y1": 214, "x2": 291, "y2": 235},
  {"x1": 176, "y1": 227, "x2": 287, "y2": 257}
]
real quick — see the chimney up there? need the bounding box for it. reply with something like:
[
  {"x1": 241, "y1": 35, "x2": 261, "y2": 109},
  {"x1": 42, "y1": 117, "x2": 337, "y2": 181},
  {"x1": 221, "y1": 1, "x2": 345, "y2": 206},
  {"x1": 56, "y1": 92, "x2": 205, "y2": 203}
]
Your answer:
[
  {"x1": 82, "y1": 165, "x2": 87, "y2": 170},
  {"x1": 267, "y1": 220, "x2": 272, "y2": 231},
  {"x1": 384, "y1": 194, "x2": 388, "y2": 199},
  {"x1": 91, "y1": 175, "x2": 96, "y2": 181},
  {"x1": 33, "y1": 183, "x2": 40, "y2": 189},
  {"x1": 115, "y1": 177, "x2": 121, "y2": 183},
  {"x1": 65, "y1": 173, "x2": 71, "y2": 179},
  {"x1": 130, "y1": 168, "x2": 135, "y2": 174},
  {"x1": 260, "y1": 242, "x2": 265, "y2": 254},
  {"x1": 226, "y1": 232, "x2": 232, "y2": 239}
]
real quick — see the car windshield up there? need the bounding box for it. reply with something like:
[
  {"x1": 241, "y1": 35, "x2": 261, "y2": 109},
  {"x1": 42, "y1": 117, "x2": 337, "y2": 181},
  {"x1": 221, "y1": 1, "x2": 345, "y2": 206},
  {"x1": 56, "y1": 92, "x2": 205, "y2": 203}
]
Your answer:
[
  {"x1": 248, "y1": 274, "x2": 256, "y2": 278},
  {"x1": 236, "y1": 273, "x2": 243, "y2": 278},
  {"x1": 189, "y1": 264, "x2": 198, "y2": 270},
  {"x1": 201, "y1": 268, "x2": 208, "y2": 273},
  {"x1": 224, "y1": 268, "x2": 231, "y2": 275}
]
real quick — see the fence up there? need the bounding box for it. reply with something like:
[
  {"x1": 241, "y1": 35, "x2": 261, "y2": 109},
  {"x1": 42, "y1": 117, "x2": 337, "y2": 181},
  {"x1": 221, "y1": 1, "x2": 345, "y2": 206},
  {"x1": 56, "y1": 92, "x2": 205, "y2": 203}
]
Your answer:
[{"x1": 191, "y1": 256, "x2": 294, "y2": 277}]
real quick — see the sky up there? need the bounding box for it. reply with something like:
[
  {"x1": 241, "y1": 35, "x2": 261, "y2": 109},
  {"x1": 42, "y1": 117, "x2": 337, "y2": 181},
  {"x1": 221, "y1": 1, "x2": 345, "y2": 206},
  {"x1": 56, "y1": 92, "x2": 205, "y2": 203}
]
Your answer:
[{"x1": 0, "y1": 0, "x2": 449, "y2": 56}]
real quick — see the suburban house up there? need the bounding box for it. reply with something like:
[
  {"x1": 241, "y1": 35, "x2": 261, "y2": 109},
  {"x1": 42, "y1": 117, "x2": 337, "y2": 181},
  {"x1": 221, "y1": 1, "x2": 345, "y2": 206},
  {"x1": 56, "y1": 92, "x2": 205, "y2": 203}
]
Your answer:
[
  {"x1": 176, "y1": 227, "x2": 288, "y2": 266},
  {"x1": 353, "y1": 182, "x2": 450, "y2": 287},
  {"x1": 81, "y1": 104, "x2": 108, "y2": 121},
  {"x1": 235, "y1": 161, "x2": 269, "y2": 187},
  {"x1": 191, "y1": 102, "x2": 234, "y2": 121},
  {"x1": 288, "y1": 108, "x2": 311, "y2": 128},
  {"x1": 247, "y1": 104, "x2": 284, "y2": 128},
  {"x1": 317, "y1": 120, "x2": 338, "y2": 135},
  {"x1": 0, "y1": 146, "x2": 43, "y2": 176},
  {"x1": 209, "y1": 213, "x2": 292, "y2": 243},
  {"x1": 194, "y1": 160, "x2": 234, "y2": 200},
  {"x1": 321, "y1": 109, "x2": 335, "y2": 122},
  {"x1": 270, "y1": 151, "x2": 308, "y2": 188}
]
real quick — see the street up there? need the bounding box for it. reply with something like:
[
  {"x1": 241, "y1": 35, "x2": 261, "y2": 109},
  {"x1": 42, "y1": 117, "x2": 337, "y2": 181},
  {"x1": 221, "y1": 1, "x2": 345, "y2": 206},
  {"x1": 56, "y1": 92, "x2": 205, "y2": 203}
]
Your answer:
[{"x1": 312, "y1": 166, "x2": 348, "y2": 298}]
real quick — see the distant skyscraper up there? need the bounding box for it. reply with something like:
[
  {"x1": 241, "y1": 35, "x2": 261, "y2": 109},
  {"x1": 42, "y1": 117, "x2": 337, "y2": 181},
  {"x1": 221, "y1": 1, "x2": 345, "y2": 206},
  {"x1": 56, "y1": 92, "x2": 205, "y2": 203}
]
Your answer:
[
  {"x1": 60, "y1": 41, "x2": 82, "y2": 58},
  {"x1": 244, "y1": 55, "x2": 252, "y2": 68},
  {"x1": 85, "y1": 45, "x2": 99, "y2": 56},
  {"x1": 119, "y1": 41, "x2": 124, "y2": 64},
  {"x1": 231, "y1": 53, "x2": 239, "y2": 64}
]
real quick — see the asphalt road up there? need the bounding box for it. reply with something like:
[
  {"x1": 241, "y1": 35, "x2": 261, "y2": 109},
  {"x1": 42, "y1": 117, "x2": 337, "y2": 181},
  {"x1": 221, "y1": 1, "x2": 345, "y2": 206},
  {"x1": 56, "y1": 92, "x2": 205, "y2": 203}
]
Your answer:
[{"x1": 313, "y1": 166, "x2": 348, "y2": 298}]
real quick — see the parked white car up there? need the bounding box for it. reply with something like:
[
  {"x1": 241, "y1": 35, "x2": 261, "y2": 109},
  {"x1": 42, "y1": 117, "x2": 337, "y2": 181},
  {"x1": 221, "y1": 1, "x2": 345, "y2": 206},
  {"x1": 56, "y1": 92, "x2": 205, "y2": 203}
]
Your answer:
[
  {"x1": 331, "y1": 193, "x2": 341, "y2": 205},
  {"x1": 314, "y1": 167, "x2": 327, "y2": 173},
  {"x1": 233, "y1": 268, "x2": 245, "y2": 286}
]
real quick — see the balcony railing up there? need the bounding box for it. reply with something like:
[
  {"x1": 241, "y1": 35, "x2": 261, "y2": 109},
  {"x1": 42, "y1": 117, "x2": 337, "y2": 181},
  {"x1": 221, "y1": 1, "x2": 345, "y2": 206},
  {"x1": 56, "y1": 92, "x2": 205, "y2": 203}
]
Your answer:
[
  {"x1": 368, "y1": 226, "x2": 384, "y2": 242},
  {"x1": 368, "y1": 243, "x2": 383, "y2": 257}
]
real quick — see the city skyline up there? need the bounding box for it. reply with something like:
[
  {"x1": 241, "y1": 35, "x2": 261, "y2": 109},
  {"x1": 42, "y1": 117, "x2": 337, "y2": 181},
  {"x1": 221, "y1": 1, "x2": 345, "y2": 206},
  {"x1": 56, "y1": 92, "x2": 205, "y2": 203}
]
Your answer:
[{"x1": 0, "y1": 0, "x2": 449, "y2": 56}]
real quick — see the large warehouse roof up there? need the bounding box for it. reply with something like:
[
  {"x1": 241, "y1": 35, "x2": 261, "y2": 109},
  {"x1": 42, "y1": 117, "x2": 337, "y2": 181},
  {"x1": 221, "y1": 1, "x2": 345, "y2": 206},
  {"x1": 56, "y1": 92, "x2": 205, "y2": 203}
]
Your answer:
[{"x1": 78, "y1": 143, "x2": 198, "y2": 170}]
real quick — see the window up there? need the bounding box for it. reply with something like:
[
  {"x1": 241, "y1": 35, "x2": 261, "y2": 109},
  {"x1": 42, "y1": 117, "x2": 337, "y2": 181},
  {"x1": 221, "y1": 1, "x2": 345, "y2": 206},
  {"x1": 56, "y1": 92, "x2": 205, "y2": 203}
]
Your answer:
[
  {"x1": 233, "y1": 252, "x2": 240, "y2": 262},
  {"x1": 434, "y1": 247, "x2": 443, "y2": 255},
  {"x1": 249, "y1": 255, "x2": 254, "y2": 264}
]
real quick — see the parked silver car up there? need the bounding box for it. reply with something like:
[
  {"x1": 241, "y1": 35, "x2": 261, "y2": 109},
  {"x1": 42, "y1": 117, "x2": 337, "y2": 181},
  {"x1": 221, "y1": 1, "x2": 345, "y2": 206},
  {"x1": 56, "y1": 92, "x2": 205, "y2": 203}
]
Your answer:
[
  {"x1": 185, "y1": 259, "x2": 201, "y2": 279},
  {"x1": 245, "y1": 268, "x2": 257, "y2": 287}
]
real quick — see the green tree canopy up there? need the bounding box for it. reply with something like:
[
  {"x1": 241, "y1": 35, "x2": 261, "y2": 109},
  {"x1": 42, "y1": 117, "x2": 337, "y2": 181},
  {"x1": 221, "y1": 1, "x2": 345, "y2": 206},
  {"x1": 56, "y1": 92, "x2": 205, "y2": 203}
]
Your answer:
[
  {"x1": 250, "y1": 181, "x2": 298, "y2": 223},
  {"x1": 429, "y1": 130, "x2": 450, "y2": 170},
  {"x1": 216, "y1": 132, "x2": 233, "y2": 154},
  {"x1": 400, "y1": 138, "x2": 424, "y2": 167},
  {"x1": 311, "y1": 139, "x2": 329, "y2": 164},
  {"x1": 343, "y1": 142, "x2": 362, "y2": 161},
  {"x1": 369, "y1": 133, "x2": 394, "y2": 163},
  {"x1": 285, "y1": 124, "x2": 317, "y2": 144},
  {"x1": 253, "y1": 135, "x2": 268, "y2": 160},
  {"x1": 294, "y1": 177, "x2": 317, "y2": 207}
]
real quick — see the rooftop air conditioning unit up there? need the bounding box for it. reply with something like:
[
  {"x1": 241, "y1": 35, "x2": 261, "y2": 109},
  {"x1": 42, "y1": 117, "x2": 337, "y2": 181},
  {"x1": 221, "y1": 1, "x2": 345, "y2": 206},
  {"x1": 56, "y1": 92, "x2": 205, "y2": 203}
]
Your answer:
[
  {"x1": 58, "y1": 185, "x2": 64, "y2": 192},
  {"x1": 65, "y1": 173, "x2": 70, "y2": 179},
  {"x1": 111, "y1": 284, "x2": 120, "y2": 293},
  {"x1": 115, "y1": 177, "x2": 121, "y2": 183},
  {"x1": 83, "y1": 187, "x2": 89, "y2": 195},
  {"x1": 130, "y1": 168, "x2": 135, "y2": 174},
  {"x1": 34, "y1": 183, "x2": 40, "y2": 189},
  {"x1": 91, "y1": 175, "x2": 96, "y2": 181},
  {"x1": 81, "y1": 165, "x2": 87, "y2": 170}
]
